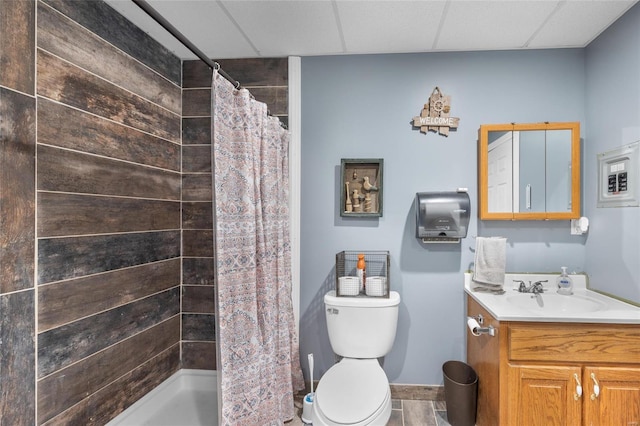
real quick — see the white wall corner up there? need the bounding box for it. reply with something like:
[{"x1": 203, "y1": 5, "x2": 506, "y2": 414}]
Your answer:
[{"x1": 288, "y1": 56, "x2": 302, "y2": 337}]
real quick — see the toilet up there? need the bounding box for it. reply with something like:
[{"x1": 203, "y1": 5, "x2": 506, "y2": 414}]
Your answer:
[{"x1": 312, "y1": 291, "x2": 401, "y2": 426}]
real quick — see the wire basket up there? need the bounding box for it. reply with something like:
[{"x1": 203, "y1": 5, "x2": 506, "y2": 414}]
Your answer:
[{"x1": 335, "y1": 250, "x2": 390, "y2": 297}]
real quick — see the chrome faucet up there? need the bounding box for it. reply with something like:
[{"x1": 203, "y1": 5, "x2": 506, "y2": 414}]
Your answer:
[{"x1": 513, "y1": 280, "x2": 547, "y2": 294}]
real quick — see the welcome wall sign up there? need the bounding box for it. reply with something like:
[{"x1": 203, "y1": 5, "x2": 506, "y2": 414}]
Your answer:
[{"x1": 412, "y1": 86, "x2": 460, "y2": 136}]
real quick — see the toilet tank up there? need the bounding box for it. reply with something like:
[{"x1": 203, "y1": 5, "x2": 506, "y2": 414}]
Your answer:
[{"x1": 324, "y1": 291, "x2": 400, "y2": 358}]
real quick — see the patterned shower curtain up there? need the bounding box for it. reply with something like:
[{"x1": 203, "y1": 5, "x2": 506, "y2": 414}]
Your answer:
[{"x1": 211, "y1": 70, "x2": 304, "y2": 425}]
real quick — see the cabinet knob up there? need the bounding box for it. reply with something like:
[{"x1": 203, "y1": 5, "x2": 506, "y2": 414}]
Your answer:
[
  {"x1": 590, "y1": 373, "x2": 600, "y2": 400},
  {"x1": 573, "y1": 373, "x2": 583, "y2": 401}
]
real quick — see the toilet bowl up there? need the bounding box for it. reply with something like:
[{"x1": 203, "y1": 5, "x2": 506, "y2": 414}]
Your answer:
[
  {"x1": 312, "y1": 358, "x2": 391, "y2": 426},
  {"x1": 312, "y1": 291, "x2": 400, "y2": 426}
]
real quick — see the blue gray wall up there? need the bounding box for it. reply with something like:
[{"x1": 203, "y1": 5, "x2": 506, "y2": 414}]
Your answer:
[
  {"x1": 300, "y1": 3, "x2": 640, "y2": 385},
  {"x1": 585, "y1": 3, "x2": 640, "y2": 304},
  {"x1": 301, "y1": 49, "x2": 587, "y2": 384}
]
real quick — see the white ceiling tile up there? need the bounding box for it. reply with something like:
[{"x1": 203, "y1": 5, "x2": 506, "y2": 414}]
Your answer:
[
  {"x1": 336, "y1": 1, "x2": 447, "y2": 54},
  {"x1": 436, "y1": 1, "x2": 559, "y2": 51},
  {"x1": 149, "y1": 0, "x2": 258, "y2": 58},
  {"x1": 528, "y1": 1, "x2": 637, "y2": 48},
  {"x1": 104, "y1": 0, "x2": 640, "y2": 59},
  {"x1": 221, "y1": 1, "x2": 344, "y2": 56}
]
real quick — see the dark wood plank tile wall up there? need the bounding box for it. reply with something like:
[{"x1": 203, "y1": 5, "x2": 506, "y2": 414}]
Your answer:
[
  {"x1": 181, "y1": 58, "x2": 288, "y2": 368},
  {"x1": 41, "y1": 346, "x2": 180, "y2": 426},
  {"x1": 38, "y1": 316, "x2": 180, "y2": 424},
  {"x1": 180, "y1": 88, "x2": 217, "y2": 368},
  {"x1": 34, "y1": 1, "x2": 182, "y2": 424},
  {"x1": 0, "y1": 0, "x2": 36, "y2": 424},
  {"x1": 41, "y1": 0, "x2": 181, "y2": 85},
  {"x1": 2, "y1": 0, "x2": 291, "y2": 423},
  {"x1": 0, "y1": 0, "x2": 35, "y2": 94}
]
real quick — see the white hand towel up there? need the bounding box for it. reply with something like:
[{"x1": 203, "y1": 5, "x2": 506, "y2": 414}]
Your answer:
[{"x1": 473, "y1": 237, "x2": 507, "y2": 288}]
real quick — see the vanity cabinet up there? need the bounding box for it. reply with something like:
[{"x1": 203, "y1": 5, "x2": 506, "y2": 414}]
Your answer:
[
  {"x1": 467, "y1": 296, "x2": 640, "y2": 426},
  {"x1": 508, "y1": 363, "x2": 640, "y2": 425},
  {"x1": 582, "y1": 367, "x2": 640, "y2": 425},
  {"x1": 508, "y1": 364, "x2": 582, "y2": 425}
]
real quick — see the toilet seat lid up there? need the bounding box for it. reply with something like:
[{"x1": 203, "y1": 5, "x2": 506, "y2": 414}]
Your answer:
[{"x1": 315, "y1": 359, "x2": 389, "y2": 424}]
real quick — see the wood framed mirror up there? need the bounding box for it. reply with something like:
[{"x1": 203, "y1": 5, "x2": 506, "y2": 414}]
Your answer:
[{"x1": 478, "y1": 122, "x2": 580, "y2": 220}]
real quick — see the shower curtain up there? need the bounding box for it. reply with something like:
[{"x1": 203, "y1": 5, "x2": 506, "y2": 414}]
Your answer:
[{"x1": 211, "y1": 70, "x2": 304, "y2": 425}]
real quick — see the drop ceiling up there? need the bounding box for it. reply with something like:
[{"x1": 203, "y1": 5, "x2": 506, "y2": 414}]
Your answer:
[{"x1": 103, "y1": 0, "x2": 638, "y2": 60}]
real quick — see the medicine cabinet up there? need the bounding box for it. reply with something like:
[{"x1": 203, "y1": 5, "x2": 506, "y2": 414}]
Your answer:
[{"x1": 478, "y1": 122, "x2": 580, "y2": 220}]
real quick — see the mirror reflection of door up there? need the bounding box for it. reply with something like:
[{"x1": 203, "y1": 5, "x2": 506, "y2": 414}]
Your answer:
[
  {"x1": 488, "y1": 131, "x2": 515, "y2": 213},
  {"x1": 487, "y1": 132, "x2": 520, "y2": 213}
]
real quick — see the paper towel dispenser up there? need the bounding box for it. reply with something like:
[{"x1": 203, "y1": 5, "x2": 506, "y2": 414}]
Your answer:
[{"x1": 415, "y1": 190, "x2": 470, "y2": 243}]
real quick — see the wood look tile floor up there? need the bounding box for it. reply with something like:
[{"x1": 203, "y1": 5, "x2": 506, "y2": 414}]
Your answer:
[{"x1": 288, "y1": 397, "x2": 452, "y2": 426}]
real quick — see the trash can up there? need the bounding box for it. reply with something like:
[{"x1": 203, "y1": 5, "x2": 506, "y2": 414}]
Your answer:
[{"x1": 442, "y1": 360, "x2": 478, "y2": 426}]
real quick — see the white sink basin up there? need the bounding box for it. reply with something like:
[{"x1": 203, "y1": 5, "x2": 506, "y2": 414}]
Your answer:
[
  {"x1": 465, "y1": 273, "x2": 640, "y2": 323},
  {"x1": 506, "y1": 292, "x2": 607, "y2": 314}
]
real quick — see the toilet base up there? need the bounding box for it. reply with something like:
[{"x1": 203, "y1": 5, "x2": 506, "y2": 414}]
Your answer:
[
  {"x1": 312, "y1": 358, "x2": 392, "y2": 425},
  {"x1": 312, "y1": 392, "x2": 391, "y2": 426},
  {"x1": 312, "y1": 381, "x2": 391, "y2": 426}
]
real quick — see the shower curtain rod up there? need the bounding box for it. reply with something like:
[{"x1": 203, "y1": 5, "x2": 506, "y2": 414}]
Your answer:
[
  {"x1": 132, "y1": 0, "x2": 240, "y2": 88},
  {"x1": 131, "y1": 0, "x2": 287, "y2": 128},
  {"x1": 131, "y1": 0, "x2": 287, "y2": 129}
]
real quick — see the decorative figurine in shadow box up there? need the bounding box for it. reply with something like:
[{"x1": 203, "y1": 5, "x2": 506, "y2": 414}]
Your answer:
[{"x1": 340, "y1": 159, "x2": 383, "y2": 217}]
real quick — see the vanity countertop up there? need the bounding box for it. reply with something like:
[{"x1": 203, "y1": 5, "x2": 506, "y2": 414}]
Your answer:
[{"x1": 464, "y1": 272, "x2": 640, "y2": 324}]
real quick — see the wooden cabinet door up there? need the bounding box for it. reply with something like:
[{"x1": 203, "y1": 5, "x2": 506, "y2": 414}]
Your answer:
[
  {"x1": 583, "y1": 366, "x2": 640, "y2": 426},
  {"x1": 508, "y1": 365, "x2": 582, "y2": 426}
]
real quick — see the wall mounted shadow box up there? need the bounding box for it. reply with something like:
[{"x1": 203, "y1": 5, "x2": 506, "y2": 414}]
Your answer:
[{"x1": 340, "y1": 158, "x2": 383, "y2": 217}]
